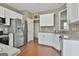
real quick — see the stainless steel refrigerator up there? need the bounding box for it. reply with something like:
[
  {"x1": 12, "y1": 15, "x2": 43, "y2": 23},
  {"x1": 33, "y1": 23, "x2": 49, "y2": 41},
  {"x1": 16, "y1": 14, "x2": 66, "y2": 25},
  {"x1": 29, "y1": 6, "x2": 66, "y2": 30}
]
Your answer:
[{"x1": 9, "y1": 18, "x2": 24, "y2": 47}]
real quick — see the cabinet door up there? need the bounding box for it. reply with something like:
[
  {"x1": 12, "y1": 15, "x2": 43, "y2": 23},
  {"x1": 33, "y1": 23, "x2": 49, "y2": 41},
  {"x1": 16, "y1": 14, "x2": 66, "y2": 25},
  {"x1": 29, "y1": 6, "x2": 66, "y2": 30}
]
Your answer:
[
  {"x1": 63, "y1": 40, "x2": 72, "y2": 56},
  {"x1": 38, "y1": 33, "x2": 45, "y2": 44},
  {"x1": 5, "y1": 8, "x2": 23, "y2": 19},
  {"x1": 4, "y1": 8, "x2": 11, "y2": 25},
  {"x1": 63, "y1": 40, "x2": 79, "y2": 56},
  {"x1": 46, "y1": 33, "x2": 54, "y2": 46},
  {"x1": 40, "y1": 13, "x2": 54, "y2": 26},
  {"x1": 67, "y1": 3, "x2": 78, "y2": 23},
  {"x1": 40, "y1": 14, "x2": 46, "y2": 26},
  {"x1": 0, "y1": 6, "x2": 4, "y2": 17},
  {"x1": 8, "y1": 9, "x2": 16, "y2": 18},
  {"x1": 14, "y1": 12, "x2": 23, "y2": 19},
  {"x1": 67, "y1": 3, "x2": 72, "y2": 22},
  {"x1": 5, "y1": 8, "x2": 17, "y2": 19},
  {"x1": 38, "y1": 33, "x2": 53, "y2": 46},
  {"x1": 16, "y1": 32, "x2": 24, "y2": 47},
  {"x1": 50, "y1": 34, "x2": 60, "y2": 50}
]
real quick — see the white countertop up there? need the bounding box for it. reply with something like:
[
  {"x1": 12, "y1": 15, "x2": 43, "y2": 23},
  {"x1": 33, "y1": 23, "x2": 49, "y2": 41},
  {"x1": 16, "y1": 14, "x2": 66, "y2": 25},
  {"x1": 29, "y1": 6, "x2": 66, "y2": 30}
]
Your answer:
[{"x1": 0, "y1": 43, "x2": 21, "y2": 56}]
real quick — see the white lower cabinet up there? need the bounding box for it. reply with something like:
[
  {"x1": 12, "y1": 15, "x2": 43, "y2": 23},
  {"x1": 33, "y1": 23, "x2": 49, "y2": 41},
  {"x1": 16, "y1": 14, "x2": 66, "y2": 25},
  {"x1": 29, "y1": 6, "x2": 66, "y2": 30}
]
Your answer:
[
  {"x1": 38, "y1": 33, "x2": 48, "y2": 45},
  {"x1": 38, "y1": 33, "x2": 60, "y2": 51},
  {"x1": 63, "y1": 40, "x2": 79, "y2": 56}
]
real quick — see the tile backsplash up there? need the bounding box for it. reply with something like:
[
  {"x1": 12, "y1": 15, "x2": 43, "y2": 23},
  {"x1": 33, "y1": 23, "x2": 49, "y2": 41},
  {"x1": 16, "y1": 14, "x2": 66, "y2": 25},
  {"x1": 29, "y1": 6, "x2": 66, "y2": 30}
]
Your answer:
[
  {"x1": 40, "y1": 26, "x2": 55, "y2": 32},
  {"x1": 68, "y1": 23, "x2": 79, "y2": 38}
]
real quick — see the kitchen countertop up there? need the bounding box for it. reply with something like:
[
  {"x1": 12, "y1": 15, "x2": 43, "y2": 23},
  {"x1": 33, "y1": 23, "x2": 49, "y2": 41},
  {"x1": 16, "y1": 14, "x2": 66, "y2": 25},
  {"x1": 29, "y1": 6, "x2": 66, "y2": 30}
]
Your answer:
[
  {"x1": 39, "y1": 31, "x2": 79, "y2": 41},
  {"x1": 39, "y1": 31, "x2": 62, "y2": 34},
  {"x1": 64, "y1": 37, "x2": 79, "y2": 41},
  {"x1": 0, "y1": 43, "x2": 21, "y2": 56}
]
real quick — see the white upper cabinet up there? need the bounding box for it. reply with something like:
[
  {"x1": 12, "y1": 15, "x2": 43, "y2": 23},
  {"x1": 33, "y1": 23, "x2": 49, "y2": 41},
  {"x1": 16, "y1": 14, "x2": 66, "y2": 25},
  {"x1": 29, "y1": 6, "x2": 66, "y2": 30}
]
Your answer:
[
  {"x1": 0, "y1": 6, "x2": 4, "y2": 17},
  {"x1": 5, "y1": 9, "x2": 22, "y2": 19},
  {"x1": 14, "y1": 12, "x2": 23, "y2": 19},
  {"x1": 59, "y1": 9, "x2": 69, "y2": 31},
  {"x1": 4, "y1": 7, "x2": 23, "y2": 25},
  {"x1": 40, "y1": 13, "x2": 54, "y2": 26},
  {"x1": 4, "y1": 8, "x2": 12, "y2": 25},
  {"x1": 4, "y1": 7, "x2": 23, "y2": 19},
  {"x1": 67, "y1": 3, "x2": 79, "y2": 24}
]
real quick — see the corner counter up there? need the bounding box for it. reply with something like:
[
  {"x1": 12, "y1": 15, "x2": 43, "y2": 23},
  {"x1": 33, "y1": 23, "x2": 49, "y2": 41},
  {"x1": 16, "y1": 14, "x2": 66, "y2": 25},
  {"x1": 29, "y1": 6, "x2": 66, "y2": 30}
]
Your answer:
[
  {"x1": 0, "y1": 43, "x2": 21, "y2": 56},
  {"x1": 38, "y1": 32, "x2": 61, "y2": 51}
]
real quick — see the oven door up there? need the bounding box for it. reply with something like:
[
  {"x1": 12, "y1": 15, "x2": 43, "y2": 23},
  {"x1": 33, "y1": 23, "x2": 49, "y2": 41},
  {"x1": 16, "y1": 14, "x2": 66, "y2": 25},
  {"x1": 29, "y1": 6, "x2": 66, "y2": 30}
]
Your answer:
[
  {"x1": 0, "y1": 17, "x2": 5, "y2": 24},
  {"x1": 0, "y1": 37, "x2": 9, "y2": 45}
]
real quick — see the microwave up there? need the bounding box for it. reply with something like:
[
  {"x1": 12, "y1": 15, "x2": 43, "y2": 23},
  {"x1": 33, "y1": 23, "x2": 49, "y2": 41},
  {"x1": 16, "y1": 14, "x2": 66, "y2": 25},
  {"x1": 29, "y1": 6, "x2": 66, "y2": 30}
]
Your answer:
[{"x1": 0, "y1": 17, "x2": 5, "y2": 24}]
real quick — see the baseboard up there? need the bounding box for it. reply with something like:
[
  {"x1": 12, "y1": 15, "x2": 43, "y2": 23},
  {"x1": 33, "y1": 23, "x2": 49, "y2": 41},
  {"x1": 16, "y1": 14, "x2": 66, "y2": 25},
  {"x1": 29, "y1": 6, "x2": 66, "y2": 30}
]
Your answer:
[
  {"x1": 38, "y1": 44, "x2": 60, "y2": 54},
  {"x1": 17, "y1": 44, "x2": 26, "y2": 48},
  {"x1": 18, "y1": 40, "x2": 33, "y2": 48},
  {"x1": 28, "y1": 40, "x2": 33, "y2": 43},
  {"x1": 34, "y1": 37, "x2": 38, "y2": 40}
]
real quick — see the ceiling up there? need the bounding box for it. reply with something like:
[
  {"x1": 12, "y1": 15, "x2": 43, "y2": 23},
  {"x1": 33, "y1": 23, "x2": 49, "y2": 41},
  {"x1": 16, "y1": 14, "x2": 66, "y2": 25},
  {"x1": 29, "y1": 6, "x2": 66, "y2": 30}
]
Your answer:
[{"x1": 6, "y1": 3, "x2": 65, "y2": 13}]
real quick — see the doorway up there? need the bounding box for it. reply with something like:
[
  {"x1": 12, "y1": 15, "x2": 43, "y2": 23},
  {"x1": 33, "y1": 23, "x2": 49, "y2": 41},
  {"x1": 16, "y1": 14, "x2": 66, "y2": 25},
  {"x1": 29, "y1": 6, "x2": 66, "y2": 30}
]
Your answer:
[{"x1": 34, "y1": 20, "x2": 40, "y2": 41}]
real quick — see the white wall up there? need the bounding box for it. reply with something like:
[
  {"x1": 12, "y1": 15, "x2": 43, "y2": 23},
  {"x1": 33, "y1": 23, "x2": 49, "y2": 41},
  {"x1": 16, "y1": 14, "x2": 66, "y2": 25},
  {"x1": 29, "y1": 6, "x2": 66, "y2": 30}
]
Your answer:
[{"x1": 27, "y1": 18, "x2": 34, "y2": 42}]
